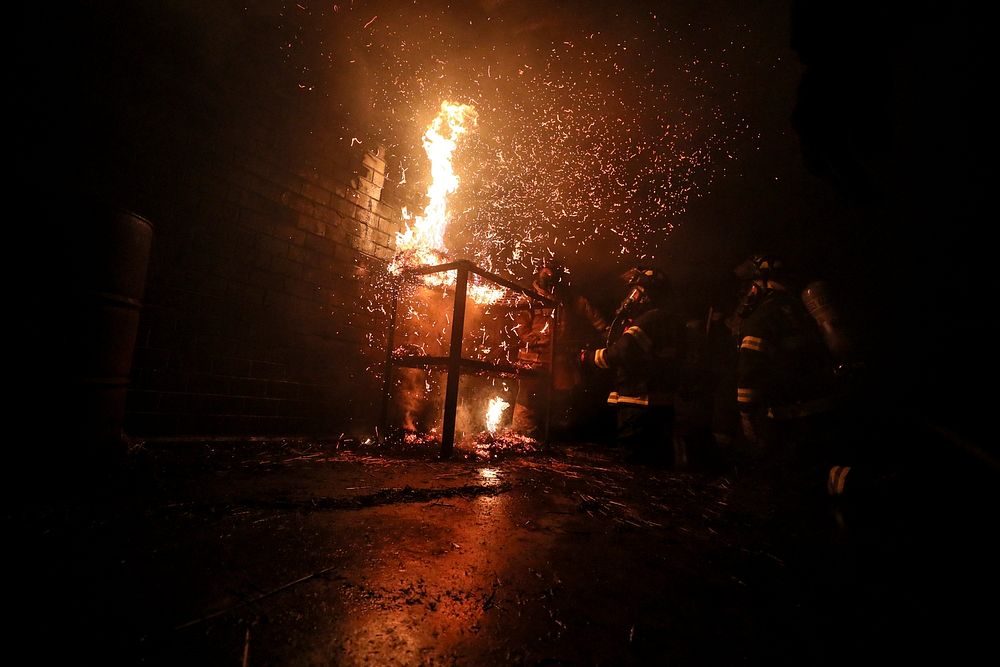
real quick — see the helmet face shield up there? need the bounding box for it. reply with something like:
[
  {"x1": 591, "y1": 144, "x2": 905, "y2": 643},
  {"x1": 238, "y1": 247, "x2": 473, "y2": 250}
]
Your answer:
[
  {"x1": 614, "y1": 266, "x2": 666, "y2": 318},
  {"x1": 614, "y1": 286, "x2": 647, "y2": 318},
  {"x1": 625, "y1": 285, "x2": 647, "y2": 307},
  {"x1": 736, "y1": 282, "x2": 764, "y2": 318}
]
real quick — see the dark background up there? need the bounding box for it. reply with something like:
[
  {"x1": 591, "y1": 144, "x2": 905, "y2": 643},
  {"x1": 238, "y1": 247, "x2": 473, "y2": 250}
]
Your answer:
[{"x1": 17, "y1": 1, "x2": 991, "y2": 456}]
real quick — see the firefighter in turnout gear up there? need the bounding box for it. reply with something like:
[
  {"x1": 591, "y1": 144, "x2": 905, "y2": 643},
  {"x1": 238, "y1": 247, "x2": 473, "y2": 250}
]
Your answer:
[
  {"x1": 582, "y1": 267, "x2": 684, "y2": 465},
  {"x1": 511, "y1": 261, "x2": 609, "y2": 440},
  {"x1": 733, "y1": 253, "x2": 852, "y2": 506}
]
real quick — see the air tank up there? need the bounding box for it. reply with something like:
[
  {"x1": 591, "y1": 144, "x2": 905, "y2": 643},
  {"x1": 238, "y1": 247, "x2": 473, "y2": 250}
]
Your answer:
[{"x1": 801, "y1": 280, "x2": 858, "y2": 363}]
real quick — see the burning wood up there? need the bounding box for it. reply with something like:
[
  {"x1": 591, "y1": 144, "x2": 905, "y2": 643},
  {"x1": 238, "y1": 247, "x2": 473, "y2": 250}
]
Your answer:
[
  {"x1": 374, "y1": 425, "x2": 539, "y2": 462},
  {"x1": 469, "y1": 429, "x2": 541, "y2": 460},
  {"x1": 403, "y1": 430, "x2": 441, "y2": 447}
]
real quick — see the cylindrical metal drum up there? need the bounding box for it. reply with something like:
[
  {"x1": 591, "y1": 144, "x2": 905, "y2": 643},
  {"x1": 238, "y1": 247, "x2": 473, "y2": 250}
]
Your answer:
[
  {"x1": 801, "y1": 280, "x2": 854, "y2": 362},
  {"x1": 65, "y1": 207, "x2": 153, "y2": 464}
]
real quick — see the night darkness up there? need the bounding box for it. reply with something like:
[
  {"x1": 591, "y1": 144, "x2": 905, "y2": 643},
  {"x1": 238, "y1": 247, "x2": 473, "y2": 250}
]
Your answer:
[
  {"x1": 11, "y1": 1, "x2": 996, "y2": 663},
  {"x1": 23, "y1": 0, "x2": 989, "y2": 448}
]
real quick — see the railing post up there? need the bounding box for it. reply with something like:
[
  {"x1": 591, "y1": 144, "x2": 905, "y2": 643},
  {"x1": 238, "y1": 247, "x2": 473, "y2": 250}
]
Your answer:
[{"x1": 440, "y1": 264, "x2": 469, "y2": 458}]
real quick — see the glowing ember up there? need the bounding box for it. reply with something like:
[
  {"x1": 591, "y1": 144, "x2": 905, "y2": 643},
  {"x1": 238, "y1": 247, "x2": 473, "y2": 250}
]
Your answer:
[
  {"x1": 467, "y1": 281, "x2": 507, "y2": 304},
  {"x1": 288, "y1": 7, "x2": 753, "y2": 280},
  {"x1": 470, "y1": 430, "x2": 540, "y2": 460},
  {"x1": 485, "y1": 396, "x2": 509, "y2": 434},
  {"x1": 389, "y1": 101, "x2": 478, "y2": 277},
  {"x1": 403, "y1": 430, "x2": 440, "y2": 446}
]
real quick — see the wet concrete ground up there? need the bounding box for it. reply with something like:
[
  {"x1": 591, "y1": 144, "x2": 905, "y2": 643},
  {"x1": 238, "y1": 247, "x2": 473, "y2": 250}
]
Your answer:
[{"x1": 9, "y1": 433, "x2": 999, "y2": 666}]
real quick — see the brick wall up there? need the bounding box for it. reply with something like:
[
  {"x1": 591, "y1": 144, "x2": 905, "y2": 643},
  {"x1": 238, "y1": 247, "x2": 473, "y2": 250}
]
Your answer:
[
  {"x1": 47, "y1": 4, "x2": 418, "y2": 439},
  {"x1": 126, "y1": 138, "x2": 404, "y2": 438}
]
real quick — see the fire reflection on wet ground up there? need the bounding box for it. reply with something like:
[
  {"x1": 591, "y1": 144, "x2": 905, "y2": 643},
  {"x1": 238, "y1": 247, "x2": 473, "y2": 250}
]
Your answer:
[{"x1": 13, "y1": 437, "x2": 998, "y2": 665}]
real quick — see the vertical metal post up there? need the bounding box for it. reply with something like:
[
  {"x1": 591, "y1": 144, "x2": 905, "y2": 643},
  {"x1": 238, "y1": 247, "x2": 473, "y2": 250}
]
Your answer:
[
  {"x1": 379, "y1": 276, "x2": 400, "y2": 444},
  {"x1": 440, "y1": 265, "x2": 469, "y2": 458}
]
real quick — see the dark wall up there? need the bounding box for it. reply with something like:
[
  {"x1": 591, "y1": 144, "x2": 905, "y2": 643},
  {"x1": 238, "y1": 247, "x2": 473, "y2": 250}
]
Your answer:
[
  {"x1": 788, "y1": 1, "x2": 989, "y2": 448},
  {"x1": 27, "y1": 3, "x2": 414, "y2": 439},
  {"x1": 19, "y1": 1, "x2": 989, "y2": 449}
]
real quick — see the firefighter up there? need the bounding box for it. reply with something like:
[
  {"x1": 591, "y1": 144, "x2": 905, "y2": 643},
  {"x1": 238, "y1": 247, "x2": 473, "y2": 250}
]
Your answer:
[
  {"x1": 511, "y1": 261, "x2": 609, "y2": 440},
  {"x1": 581, "y1": 267, "x2": 684, "y2": 465},
  {"x1": 733, "y1": 253, "x2": 850, "y2": 510}
]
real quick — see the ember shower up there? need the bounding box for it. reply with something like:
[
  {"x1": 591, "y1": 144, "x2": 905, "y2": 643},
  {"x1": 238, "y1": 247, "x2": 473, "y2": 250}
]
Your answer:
[{"x1": 278, "y1": 0, "x2": 751, "y2": 277}]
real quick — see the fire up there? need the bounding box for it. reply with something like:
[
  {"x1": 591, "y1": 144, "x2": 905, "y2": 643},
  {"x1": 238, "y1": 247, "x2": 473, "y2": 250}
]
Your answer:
[
  {"x1": 484, "y1": 396, "x2": 509, "y2": 434},
  {"x1": 389, "y1": 101, "x2": 478, "y2": 276},
  {"x1": 467, "y1": 281, "x2": 506, "y2": 304},
  {"x1": 386, "y1": 102, "x2": 508, "y2": 305}
]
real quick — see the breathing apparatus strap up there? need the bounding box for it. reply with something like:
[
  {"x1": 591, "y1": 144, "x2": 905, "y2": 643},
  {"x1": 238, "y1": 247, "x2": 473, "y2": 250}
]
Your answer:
[
  {"x1": 606, "y1": 313, "x2": 630, "y2": 347},
  {"x1": 736, "y1": 282, "x2": 766, "y2": 319}
]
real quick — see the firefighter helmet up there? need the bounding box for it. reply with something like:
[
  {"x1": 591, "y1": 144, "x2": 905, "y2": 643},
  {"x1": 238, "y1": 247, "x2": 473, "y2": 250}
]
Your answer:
[
  {"x1": 535, "y1": 260, "x2": 566, "y2": 293},
  {"x1": 614, "y1": 267, "x2": 668, "y2": 318},
  {"x1": 621, "y1": 266, "x2": 668, "y2": 293},
  {"x1": 734, "y1": 253, "x2": 786, "y2": 282},
  {"x1": 733, "y1": 254, "x2": 784, "y2": 318}
]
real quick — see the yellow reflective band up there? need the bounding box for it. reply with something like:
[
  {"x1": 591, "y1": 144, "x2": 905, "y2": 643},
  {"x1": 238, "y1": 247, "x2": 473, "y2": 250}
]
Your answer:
[
  {"x1": 827, "y1": 466, "x2": 851, "y2": 496},
  {"x1": 594, "y1": 348, "x2": 610, "y2": 369},
  {"x1": 737, "y1": 387, "x2": 758, "y2": 403},
  {"x1": 624, "y1": 325, "x2": 653, "y2": 352},
  {"x1": 607, "y1": 392, "x2": 650, "y2": 406},
  {"x1": 740, "y1": 336, "x2": 764, "y2": 352}
]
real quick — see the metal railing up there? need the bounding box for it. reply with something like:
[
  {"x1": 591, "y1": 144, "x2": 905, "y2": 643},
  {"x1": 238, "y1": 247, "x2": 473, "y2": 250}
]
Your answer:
[{"x1": 380, "y1": 259, "x2": 559, "y2": 458}]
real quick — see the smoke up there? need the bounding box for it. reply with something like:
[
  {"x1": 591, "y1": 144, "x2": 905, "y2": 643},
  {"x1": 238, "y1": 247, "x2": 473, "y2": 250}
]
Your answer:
[
  {"x1": 279, "y1": 0, "x2": 756, "y2": 281},
  {"x1": 395, "y1": 367, "x2": 435, "y2": 432}
]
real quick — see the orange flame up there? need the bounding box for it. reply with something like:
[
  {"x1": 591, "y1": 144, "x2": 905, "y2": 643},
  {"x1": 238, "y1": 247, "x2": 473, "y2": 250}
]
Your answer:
[
  {"x1": 467, "y1": 281, "x2": 506, "y2": 304},
  {"x1": 485, "y1": 396, "x2": 509, "y2": 435},
  {"x1": 390, "y1": 101, "x2": 478, "y2": 275}
]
